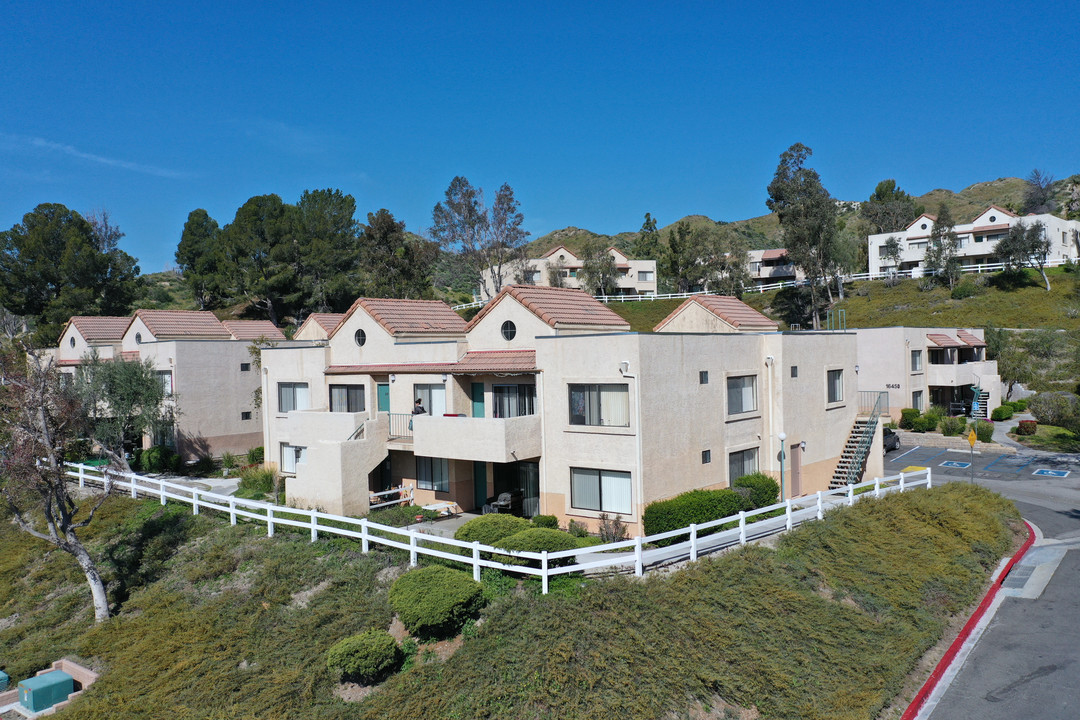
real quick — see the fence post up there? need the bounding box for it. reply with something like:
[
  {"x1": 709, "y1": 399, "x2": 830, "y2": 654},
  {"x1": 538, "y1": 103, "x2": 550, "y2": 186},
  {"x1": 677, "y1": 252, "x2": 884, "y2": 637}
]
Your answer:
[
  {"x1": 310, "y1": 511, "x2": 318, "y2": 543},
  {"x1": 634, "y1": 536, "x2": 643, "y2": 577},
  {"x1": 192, "y1": 489, "x2": 200, "y2": 515},
  {"x1": 689, "y1": 524, "x2": 698, "y2": 562},
  {"x1": 409, "y1": 532, "x2": 418, "y2": 567},
  {"x1": 129, "y1": 473, "x2": 137, "y2": 499},
  {"x1": 847, "y1": 483, "x2": 854, "y2": 506},
  {"x1": 361, "y1": 519, "x2": 369, "y2": 553},
  {"x1": 542, "y1": 552, "x2": 549, "y2": 595},
  {"x1": 816, "y1": 491, "x2": 823, "y2": 520},
  {"x1": 267, "y1": 507, "x2": 275, "y2": 537},
  {"x1": 739, "y1": 511, "x2": 746, "y2": 545},
  {"x1": 159, "y1": 478, "x2": 166, "y2": 506},
  {"x1": 229, "y1": 499, "x2": 236, "y2": 526},
  {"x1": 899, "y1": 472, "x2": 906, "y2": 492},
  {"x1": 472, "y1": 542, "x2": 481, "y2": 582},
  {"x1": 78, "y1": 464, "x2": 85, "y2": 488},
  {"x1": 874, "y1": 477, "x2": 881, "y2": 498},
  {"x1": 785, "y1": 499, "x2": 793, "y2": 531},
  {"x1": 926, "y1": 467, "x2": 932, "y2": 489}
]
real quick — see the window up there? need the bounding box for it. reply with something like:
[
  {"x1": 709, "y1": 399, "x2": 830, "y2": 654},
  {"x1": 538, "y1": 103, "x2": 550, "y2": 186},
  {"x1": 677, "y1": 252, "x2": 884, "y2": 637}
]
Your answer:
[
  {"x1": 912, "y1": 390, "x2": 924, "y2": 412},
  {"x1": 726, "y1": 375, "x2": 757, "y2": 415},
  {"x1": 134, "y1": 332, "x2": 143, "y2": 344},
  {"x1": 156, "y1": 370, "x2": 173, "y2": 396},
  {"x1": 701, "y1": 450, "x2": 711, "y2": 464},
  {"x1": 568, "y1": 384, "x2": 630, "y2": 427},
  {"x1": 240, "y1": 362, "x2": 251, "y2": 372},
  {"x1": 728, "y1": 448, "x2": 758, "y2": 481},
  {"x1": 501, "y1": 320, "x2": 517, "y2": 341},
  {"x1": 354, "y1": 329, "x2": 367, "y2": 347},
  {"x1": 827, "y1": 369, "x2": 844, "y2": 404},
  {"x1": 526, "y1": 270, "x2": 541, "y2": 283},
  {"x1": 241, "y1": 411, "x2": 252, "y2": 421},
  {"x1": 414, "y1": 383, "x2": 446, "y2": 416},
  {"x1": 570, "y1": 467, "x2": 632, "y2": 514},
  {"x1": 699, "y1": 371, "x2": 709, "y2": 385},
  {"x1": 910, "y1": 350, "x2": 923, "y2": 372},
  {"x1": 278, "y1": 382, "x2": 310, "y2": 413},
  {"x1": 493, "y1": 384, "x2": 535, "y2": 418},
  {"x1": 416, "y1": 456, "x2": 449, "y2": 492},
  {"x1": 69, "y1": 337, "x2": 75, "y2": 348},
  {"x1": 280, "y1": 444, "x2": 306, "y2": 474},
  {"x1": 330, "y1": 384, "x2": 365, "y2": 413},
  {"x1": 638, "y1": 270, "x2": 654, "y2": 282},
  {"x1": 791, "y1": 366, "x2": 798, "y2": 378}
]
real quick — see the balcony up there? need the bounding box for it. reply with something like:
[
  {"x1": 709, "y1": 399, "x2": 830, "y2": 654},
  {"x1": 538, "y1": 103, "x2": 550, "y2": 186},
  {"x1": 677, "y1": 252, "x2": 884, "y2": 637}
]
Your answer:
[
  {"x1": 754, "y1": 263, "x2": 797, "y2": 279},
  {"x1": 285, "y1": 409, "x2": 369, "y2": 446},
  {"x1": 926, "y1": 360, "x2": 997, "y2": 388},
  {"x1": 412, "y1": 414, "x2": 542, "y2": 463}
]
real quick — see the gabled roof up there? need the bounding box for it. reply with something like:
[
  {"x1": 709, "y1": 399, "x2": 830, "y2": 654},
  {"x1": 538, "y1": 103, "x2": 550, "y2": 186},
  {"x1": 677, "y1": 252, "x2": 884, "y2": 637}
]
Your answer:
[
  {"x1": 129, "y1": 310, "x2": 231, "y2": 339},
  {"x1": 61, "y1": 316, "x2": 132, "y2": 343},
  {"x1": 222, "y1": 320, "x2": 286, "y2": 341},
  {"x1": 539, "y1": 245, "x2": 579, "y2": 260},
  {"x1": 335, "y1": 298, "x2": 467, "y2": 338},
  {"x1": 297, "y1": 313, "x2": 346, "y2": 336},
  {"x1": 926, "y1": 333, "x2": 964, "y2": 348},
  {"x1": 653, "y1": 295, "x2": 779, "y2": 332},
  {"x1": 977, "y1": 204, "x2": 1019, "y2": 220},
  {"x1": 325, "y1": 349, "x2": 537, "y2": 376},
  {"x1": 955, "y1": 329, "x2": 987, "y2": 348},
  {"x1": 607, "y1": 246, "x2": 629, "y2": 262},
  {"x1": 905, "y1": 213, "x2": 938, "y2": 231},
  {"x1": 466, "y1": 285, "x2": 630, "y2": 331}
]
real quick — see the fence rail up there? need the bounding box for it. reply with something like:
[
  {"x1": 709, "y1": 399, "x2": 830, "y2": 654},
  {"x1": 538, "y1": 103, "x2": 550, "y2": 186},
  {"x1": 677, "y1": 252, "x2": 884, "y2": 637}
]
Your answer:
[
  {"x1": 452, "y1": 257, "x2": 1078, "y2": 311},
  {"x1": 66, "y1": 462, "x2": 931, "y2": 594}
]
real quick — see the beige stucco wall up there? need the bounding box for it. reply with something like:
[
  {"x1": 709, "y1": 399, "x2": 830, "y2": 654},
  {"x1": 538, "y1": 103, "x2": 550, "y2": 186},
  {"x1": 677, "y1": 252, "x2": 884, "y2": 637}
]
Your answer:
[
  {"x1": 327, "y1": 307, "x2": 462, "y2": 366},
  {"x1": 121, "y1": 316, "x2": 155, "y2": 352},
  {"x1": 56, "y1": 326, "x2": 120, "y2": 363},
  {"x1": 466, "y1": 296, "x2": 556, "y2": 350},
  {"x1": 287, "y1": 415, "x2": 388, "y2": 515},
  {"x1": 413, "y1": 414, "x2": 542, "y2": 463},
  {"x1": 654, "y1": 302, "x2": 739, "y2": 333}
]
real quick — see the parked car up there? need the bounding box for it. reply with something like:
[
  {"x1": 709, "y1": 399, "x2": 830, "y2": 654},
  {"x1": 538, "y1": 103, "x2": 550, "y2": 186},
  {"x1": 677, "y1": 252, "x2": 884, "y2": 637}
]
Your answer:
[{"x1": 883, "y1": 427, "x2": 900, "y2": 452}]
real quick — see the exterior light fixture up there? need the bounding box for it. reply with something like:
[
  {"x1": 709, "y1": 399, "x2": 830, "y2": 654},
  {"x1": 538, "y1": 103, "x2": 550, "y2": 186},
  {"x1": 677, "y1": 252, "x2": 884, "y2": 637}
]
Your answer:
[
  {"x1": 778, "y1": 432, "x2": 787, "y2": 501},
  {"x1": 854, "y1": 364, "x2": 860, "y2": 374},
  {"x1": 389, "y1": 374, "x2": 396, "y2": 383}
]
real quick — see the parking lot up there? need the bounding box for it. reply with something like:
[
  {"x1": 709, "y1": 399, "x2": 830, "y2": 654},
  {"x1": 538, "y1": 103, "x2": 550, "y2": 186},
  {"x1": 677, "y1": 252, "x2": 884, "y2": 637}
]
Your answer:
[{"x1": 884, "y1": 445, "x2": 1077, "y2": 482}]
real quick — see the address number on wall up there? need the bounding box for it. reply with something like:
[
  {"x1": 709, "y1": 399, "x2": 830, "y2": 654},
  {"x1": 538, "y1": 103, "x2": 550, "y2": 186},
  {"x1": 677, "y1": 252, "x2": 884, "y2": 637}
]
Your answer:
[{"x1": 885, "y1": 384, "x2": 900, "y2": 389}]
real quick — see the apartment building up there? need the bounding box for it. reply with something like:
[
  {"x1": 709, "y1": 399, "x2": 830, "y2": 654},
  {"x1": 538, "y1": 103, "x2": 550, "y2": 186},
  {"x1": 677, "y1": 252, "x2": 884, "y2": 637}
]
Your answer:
[
  {"x1": 477, "y1": 246, "x2": 657, "y2": 300},
  {"x1": 854, "y1": 327, "x2": 1000, "y2": 420},
  {"x1": 53, "y1": 310, "x2": 287, "y2": 460},
  {"x1": 261, "y1": 286, "x2": 872, "y2": 532},
  {"x1": 293, "y1": 313, "x2": 345, "y2": 341},
  {"x1": 747, "y1": 249, "x2": 805, "y2": 287},
  {"x1": 868, "y1": 205, "x2": 1080, "y2": 276}
]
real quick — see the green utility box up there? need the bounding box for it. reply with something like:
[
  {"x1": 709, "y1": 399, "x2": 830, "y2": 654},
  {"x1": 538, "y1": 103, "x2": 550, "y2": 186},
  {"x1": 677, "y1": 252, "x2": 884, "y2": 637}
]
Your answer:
[
  {"x1": 0, "y1": 669, "x2": 8, "y2": 691},
  {"x1": 18, "y1": 670, "x2": 73, "y2": 713}
]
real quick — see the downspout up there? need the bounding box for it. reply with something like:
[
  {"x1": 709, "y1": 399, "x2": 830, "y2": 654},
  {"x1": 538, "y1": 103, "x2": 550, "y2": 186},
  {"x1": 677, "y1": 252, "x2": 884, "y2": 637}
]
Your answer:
[
  {"x1": 619, "y1": 360, "x2": 644, "y2": 528},
  {"x1": 764, "y1": 353, "x2": 775, "y2": 480}
]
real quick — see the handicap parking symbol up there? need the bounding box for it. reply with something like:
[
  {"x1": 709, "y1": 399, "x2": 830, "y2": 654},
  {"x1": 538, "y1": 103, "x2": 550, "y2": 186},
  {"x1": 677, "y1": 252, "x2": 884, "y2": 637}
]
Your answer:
[
  {"x1": 941, "y1": 460, "x2": 971, "y2": 469},
  {"x1": 1033, "y1": 469, "x2": 1070, "y2": 478}
]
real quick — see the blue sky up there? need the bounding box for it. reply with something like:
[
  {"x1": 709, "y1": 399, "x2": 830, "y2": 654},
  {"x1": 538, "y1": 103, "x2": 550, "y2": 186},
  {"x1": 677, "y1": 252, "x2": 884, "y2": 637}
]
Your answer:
[{"x1": 3, "y1": 0, "x2": 1079, "y2": 273}]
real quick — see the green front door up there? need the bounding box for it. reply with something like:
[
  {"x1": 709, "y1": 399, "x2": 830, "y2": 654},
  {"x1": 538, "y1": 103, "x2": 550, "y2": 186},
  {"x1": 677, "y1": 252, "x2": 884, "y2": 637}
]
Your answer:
[
  {"x1": 377, "y1": 383, "x2": 390, "y2": 412},
  {"x1": 473, "y1": 462, "x2": 488, "y2": 509},
  {"x1": 471, "y1": 382, "x2": 485, "y2": 418}
]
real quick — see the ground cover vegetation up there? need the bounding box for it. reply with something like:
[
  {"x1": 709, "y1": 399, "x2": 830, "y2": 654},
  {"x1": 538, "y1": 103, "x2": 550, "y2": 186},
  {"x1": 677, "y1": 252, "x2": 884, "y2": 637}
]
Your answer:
[{"x1": 0, "y1": 481, "x2": 1019, "y2": 720}]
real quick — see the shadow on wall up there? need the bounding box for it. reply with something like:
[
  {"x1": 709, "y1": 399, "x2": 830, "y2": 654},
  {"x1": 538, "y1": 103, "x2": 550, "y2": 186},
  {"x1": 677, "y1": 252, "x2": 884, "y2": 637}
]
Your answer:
[{"x1": 176, "y1": 432, "x2": 211, "y2": 462}]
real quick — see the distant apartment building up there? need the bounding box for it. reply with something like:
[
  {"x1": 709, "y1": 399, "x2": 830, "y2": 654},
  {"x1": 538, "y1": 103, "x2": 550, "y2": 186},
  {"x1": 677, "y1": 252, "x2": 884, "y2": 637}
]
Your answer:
[
  {"x1": 52, "y1": 310, "x2": 288, "y2": 460},
  {"x1": 478, "y1": 246, "x2": 657, "y2": 300},
  {"x1": 747, "y1": 249, "x2": 805, "y2": 287},
  {"x1": 260, "y1": 285, "x2": 877, "y2": 531},
  {"x1": 854, "y1": 327, "x2": 1000, "y2": 421},
  {"x1": 867, "y1": 205, "x2": 1080, "y2": 276}
]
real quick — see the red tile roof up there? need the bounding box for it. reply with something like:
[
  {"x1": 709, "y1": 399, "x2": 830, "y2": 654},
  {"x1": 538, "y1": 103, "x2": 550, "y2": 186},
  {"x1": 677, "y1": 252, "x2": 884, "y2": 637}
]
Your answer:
[
  {"x1": 325, "y1": 349, "x2": 537, "y2": 376},
  {"x1": 131, "y1": 310, "x2": 230, "y2": 339},
  {"x1": 981, "y1": 204, "x2": 1019, "y2": 220},
  {"x1": 970, "y1": 224, "x2": 1010, "y2": 234},
  {"x1": 761, "y1": 249, "x2": 788, "y2": 261},
  {"x1": 222, "y1": 320, "x2": 286, "y2": 341},
  {"x1": 467, "y1": 285, "x2": 630, "y2": 331},
  {"x1": 906, "y1": 213, "x2": 938, "y2": 230},
  {"x1": 298, "y1": 313, "x2": 346, "y2": 336},
  {"x1": 653, "y1": 295, "x2": 779, "y2": 332},
  {"x1": 120, "y1": 351, "x2": 141, "y2": 361},
  {"x1": 956, "y1": 329, "x2": 987, "y2": 348},
  {"x1": 63, "y1": 316, "x2": 132, "y2": 343},
  {"x1": 540, "y1": 245, "x2": 577, "y2": 260},
  {"x1": 926, "y1": 333, "x2": 964, "y2": 348},
  {"x1": 335, "y1": 298, "x2": 467, "y2": 337}
]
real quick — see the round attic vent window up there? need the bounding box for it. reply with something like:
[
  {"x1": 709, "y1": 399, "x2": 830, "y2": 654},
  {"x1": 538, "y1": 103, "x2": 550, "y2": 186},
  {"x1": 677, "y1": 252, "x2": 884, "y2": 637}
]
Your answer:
[
  {"x1": 989, "y1": 215, "x2": 997, "y2": 222},
  {"x1": 501, "y1": 320, "x2": 517, "y2": 341},
  {"x1": 920, "y1": 223, "x2": 927, "y2": 230},
  {"x1": 354, "y1": 328, "x2": 366, "y2": 347},
  {"x1": 135, "y1": 332, "x2": 142, "y2": 344},
  {"x1": 69, "y1": 337, "x2": 76, "y2": 348}
]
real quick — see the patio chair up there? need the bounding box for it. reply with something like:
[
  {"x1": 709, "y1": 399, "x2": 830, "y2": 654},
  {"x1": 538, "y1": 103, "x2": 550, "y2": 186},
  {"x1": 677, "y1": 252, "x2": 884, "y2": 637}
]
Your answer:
[{"x1": 489, "y1": 492, "x2": 513, "y2": 513}]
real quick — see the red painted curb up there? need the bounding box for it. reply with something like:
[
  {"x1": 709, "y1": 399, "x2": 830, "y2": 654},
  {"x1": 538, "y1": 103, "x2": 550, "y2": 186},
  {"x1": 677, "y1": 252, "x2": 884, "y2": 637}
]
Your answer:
[{"x1": 900, "y1": 520, "x2": 1036, "y2": 720}]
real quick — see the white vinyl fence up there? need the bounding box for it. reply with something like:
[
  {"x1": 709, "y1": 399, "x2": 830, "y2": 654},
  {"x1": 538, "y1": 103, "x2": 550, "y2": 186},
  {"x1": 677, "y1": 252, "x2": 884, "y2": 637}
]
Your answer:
[{"x1": 66, "y1": 463, "x2": 931, "y2": 594}]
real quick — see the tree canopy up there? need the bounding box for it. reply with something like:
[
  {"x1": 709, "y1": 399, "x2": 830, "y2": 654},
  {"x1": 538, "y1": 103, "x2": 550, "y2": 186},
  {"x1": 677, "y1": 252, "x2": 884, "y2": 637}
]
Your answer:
[
  {"x1": 860, "y1": 180, "x2": 923, "y2": 235},
  {"x1": 996, "y1": 220, "x2": 1052, "y2": 291},
  {"x1": 923, "y1": 204, "x2": 961, "y2": 289},
  {"x1": 0, "y1": 203, "x2": 141, "y2": 345},
  {"x1": 1022, "y1": 169, "x2": 1056, "y2": 215},
  {"x1": 632, "y1": 213, "x2": 662, "y2": 260}
]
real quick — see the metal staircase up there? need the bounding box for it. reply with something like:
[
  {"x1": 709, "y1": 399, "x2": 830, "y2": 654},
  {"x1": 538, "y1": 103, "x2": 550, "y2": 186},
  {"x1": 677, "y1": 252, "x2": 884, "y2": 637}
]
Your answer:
[
  {"x1": 829, "y1": 391, "x2": 886, "y2": 490},
  {"x1": 971, "y1": 390, "x2": 990, "y2": 420}
]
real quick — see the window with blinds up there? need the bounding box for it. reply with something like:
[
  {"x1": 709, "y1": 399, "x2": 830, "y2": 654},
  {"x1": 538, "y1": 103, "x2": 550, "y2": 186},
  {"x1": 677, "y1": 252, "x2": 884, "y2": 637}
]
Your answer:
[
  {"x1": 726, "y1": 375, "x2": 757, "y2": 415},
  {"x1": 570, "y1": 467, "x2": 632, "y2": 514},
  {"x1": 568, "y1": 384, "x2": 629, "y2": 427}
]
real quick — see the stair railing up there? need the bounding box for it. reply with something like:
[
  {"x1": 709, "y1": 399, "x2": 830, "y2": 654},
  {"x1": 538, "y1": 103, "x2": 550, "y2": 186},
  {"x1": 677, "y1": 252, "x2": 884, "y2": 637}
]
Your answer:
[{"x1": 837, "y1": 391, "x2": 886, "y2": 486}]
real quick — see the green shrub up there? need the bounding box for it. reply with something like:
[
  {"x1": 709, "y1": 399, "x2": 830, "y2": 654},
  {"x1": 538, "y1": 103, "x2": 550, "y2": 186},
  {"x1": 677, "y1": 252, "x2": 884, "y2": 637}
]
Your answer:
[
  {"x1": 220, "y1": 451, "x2": 240, "y2": 471},
  {"x1": 139, "y1": 445, "x2": 181, "y2": 473},
  {"x1": 910, "y1": 415, "x2": 938, "y2": 433},
  {"x1": 925, "y1": 405, "x2": 947, "y2": 423},
  {"x1": 237, "y1": 466, "x2": 276, "y2": 495},
  {"x1": 389, "y1": 566, "x2": 484, "y2": 640},
  {"x1": 566, "y1": 520, "x2": 589, "y2": 538},
  {"x1": 1028, "y1": 392, "x2": 1080, "y2": 426},
  {"x1": 496, "y1": 528, "x2": 580, "y2": 567},
  {"x1": 939, "y1": 416, "x2": 967, "y2": 437},
  {"x1": 950, "y1": 281, "x2": 980, "y2": 299},
  {"x1": 597, "y1": 513, "x2": 628, "y2": 543},
  {"x1": 732, "y1": 472, "x2": 780, "y2": 509},
  {"x1": 973, "y1": 420, "x2": 994, "y2": 443},
  {"x1": 990, "y1": 405, "x2": 1014, "y2": 421},
  {"x1": 642, "y1": 489, "x2": 750, "y2": 545},
  {"x1": 246, "y1": 446, "x2": 264, "y2": 465},
  {"x1": 368, "y1": 505, "x2": 439, "y2": 527},
  {"x1": 453, "y1": 514, "x2": 531, "y2": 547},
  {"x1": 899, "y1": 408, "x2": 920, "y2": 429},
  {"x1": 326, "y1": 629, "x2": 402, "y2": 683},
  {"x1": 531, "y1": 514, "x2": 559, "y2": 529},
  {"x1": 1013, "y1": 398, "x2": 1029, "y2": 412},
  {"x1": 1016, "y1": 419, "x2": 1037, "y2": 436},
  {"x1": 63, "y1": 438, "x2": 94, "y2": 463}
]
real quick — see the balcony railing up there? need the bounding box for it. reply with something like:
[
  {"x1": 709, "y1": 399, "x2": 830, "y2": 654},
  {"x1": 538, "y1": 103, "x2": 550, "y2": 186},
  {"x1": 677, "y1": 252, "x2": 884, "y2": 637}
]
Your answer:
[
  {"x1": 858, "y1": 390, "x2": 889, "y2": 416},
  {"x1": 388, "y1": 413, "x2": 414, "y2": 440}
]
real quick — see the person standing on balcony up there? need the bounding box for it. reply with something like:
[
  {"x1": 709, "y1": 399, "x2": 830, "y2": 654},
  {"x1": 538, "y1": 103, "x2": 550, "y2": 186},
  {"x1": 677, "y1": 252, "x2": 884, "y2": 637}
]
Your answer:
[{"x1": 410, "y1": 398, "x2": 426, "y2": 431}]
